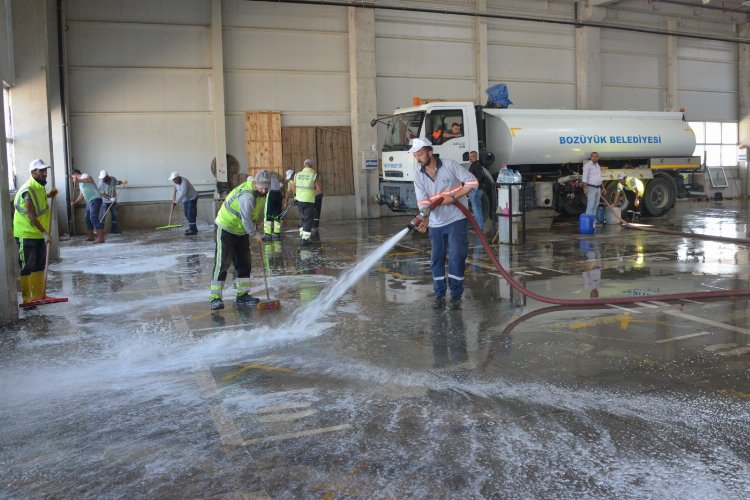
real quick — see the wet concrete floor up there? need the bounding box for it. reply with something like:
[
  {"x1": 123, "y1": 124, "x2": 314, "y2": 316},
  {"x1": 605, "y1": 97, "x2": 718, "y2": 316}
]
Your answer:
[{"x1": 1, "y1": 199, "x2": 749, "y2": 498}]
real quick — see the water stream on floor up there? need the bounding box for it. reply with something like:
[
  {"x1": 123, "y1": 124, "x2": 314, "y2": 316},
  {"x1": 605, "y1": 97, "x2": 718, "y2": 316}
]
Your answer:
[{"x1": 282, "y1": 227, "x2": 410, "y2": 332}]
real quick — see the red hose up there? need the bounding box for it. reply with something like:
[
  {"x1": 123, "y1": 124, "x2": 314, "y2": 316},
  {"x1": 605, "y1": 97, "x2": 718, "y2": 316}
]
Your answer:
[{"x1": 452, "y1": 200, "x2": 750, "y2": 305}]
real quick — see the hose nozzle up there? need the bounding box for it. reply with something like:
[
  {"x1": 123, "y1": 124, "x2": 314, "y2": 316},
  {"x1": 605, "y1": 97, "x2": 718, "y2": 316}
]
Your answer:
[{"x1": 406, "y1": 197, "x2": 444, "y2": 231}]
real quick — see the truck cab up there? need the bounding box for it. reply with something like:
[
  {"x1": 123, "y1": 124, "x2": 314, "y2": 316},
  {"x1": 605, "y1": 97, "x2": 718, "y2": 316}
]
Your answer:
[{"x1": 376, "y1": 101, "x2": 479, "y2": 212}]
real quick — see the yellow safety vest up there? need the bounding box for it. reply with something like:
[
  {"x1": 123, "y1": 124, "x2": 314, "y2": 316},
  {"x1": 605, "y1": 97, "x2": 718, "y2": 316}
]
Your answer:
[
  {"x1": 13, "y1": 177, "x2": 50, "y2": 238},
  {"x1": 625, "y1": 177, "x2": 645, "y2": 196},
  {"x1": 294, "y1": 167, "x2": 317, "y2": 203},
  {"x1": 215, "y1": 180, "x2": 264, "y2": 234}
]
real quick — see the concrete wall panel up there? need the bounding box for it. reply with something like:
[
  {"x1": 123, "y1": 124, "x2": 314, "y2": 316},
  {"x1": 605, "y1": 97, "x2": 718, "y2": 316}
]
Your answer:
[
  {"x1": 66, "y1": 0, "x2": 209, "y2": 24},
  {"x1": 500, "y1": 81, "x2": 576, "y2": 109},
  {"x1": 225, "y1": 72, "x2": 350, "y2": 117},
  {"x1": 70, "y1": 113, "x2": 215, "y2": 201},
  {"x1": 224, "y1": 29, "x2": 347, "y2": 72},
  {"x1": 66, "y1": 23, "x2": 211, "y2": 68},
  {"x1": 488, "y1": 44, "x2": 575, "y2": 83},
  {"x1": 602, "y1": 53, "x2": 665, "y2": 89},
  {"x1": 222, "y1": 0, "x2": 346, "y2": 32},
  {"x1": 68, "y1": 68, "x2": 210, "y2": 112},
  {"x1": 678, "y1": 90, "x2": 737, "y2": 122},
  {"x1": 602, "y1": 87, "x2": 665, "y2": 112}
]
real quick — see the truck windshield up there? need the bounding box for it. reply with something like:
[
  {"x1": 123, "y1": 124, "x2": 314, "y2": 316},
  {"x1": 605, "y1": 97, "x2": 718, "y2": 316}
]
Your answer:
[{"x1": 381, "y1": 111, "x2": 424, "y2": 151}]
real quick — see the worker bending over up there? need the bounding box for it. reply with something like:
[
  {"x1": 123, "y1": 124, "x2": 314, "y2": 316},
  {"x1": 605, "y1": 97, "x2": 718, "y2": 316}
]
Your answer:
[
  {"x1": 209, "y1": 170, "x2": 271, "y2": 311},
  {"x1": 612, "y1": 173, "x2": 644, "y2": 210}
]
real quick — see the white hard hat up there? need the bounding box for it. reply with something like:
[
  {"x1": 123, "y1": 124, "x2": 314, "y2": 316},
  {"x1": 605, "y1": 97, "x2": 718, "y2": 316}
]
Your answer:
[
  {"x1": 99, "y1": 170, "x2": 108, "y2": 179},
  {"x1": 285, "y1": 169, "x2": 294, "y2": 180},
  {"x1": 29, "y1": 158, "x2": 51, "y2": 172},
  {"x1": 408, "y1": 138, "x2": 432, "y2": 153},
  {"x1": 616, "y1": 173, "x2": 626, "y2": 180},
  {"x1": 169, "y1": 171, "x2": 180, "y2": 181}
]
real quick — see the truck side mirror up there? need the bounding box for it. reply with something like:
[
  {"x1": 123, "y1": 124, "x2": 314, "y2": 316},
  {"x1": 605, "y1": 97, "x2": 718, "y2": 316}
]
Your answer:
[{"x1": 462, "y1": 151, "x2": 469, "y2": 161}]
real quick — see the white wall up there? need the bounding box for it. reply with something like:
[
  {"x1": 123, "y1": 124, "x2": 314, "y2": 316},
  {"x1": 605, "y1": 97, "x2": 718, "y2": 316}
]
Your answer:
[{"x1": 66, "y1": 0, "x2": 213, "y2": 201}]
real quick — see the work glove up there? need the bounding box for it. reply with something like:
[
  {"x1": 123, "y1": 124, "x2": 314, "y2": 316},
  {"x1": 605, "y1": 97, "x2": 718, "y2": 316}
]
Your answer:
[
  {"x1": 43, "y1": 232, "x2": 51, "y2": 244},
  {"x1": 48, "y1": 187, "x2": 59, "y2": 198},
  {"x1": 121, "y1": 180, "x2": 128, "y2": 185},
  {"x1": 110, "y1": 197, "x2": 117, "y2": 203}
]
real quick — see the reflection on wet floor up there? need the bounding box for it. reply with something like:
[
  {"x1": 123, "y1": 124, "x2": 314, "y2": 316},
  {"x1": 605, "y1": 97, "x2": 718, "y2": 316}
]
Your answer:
[{"x1": 1, "y1": 200, "x2": 750, "y2": 497}]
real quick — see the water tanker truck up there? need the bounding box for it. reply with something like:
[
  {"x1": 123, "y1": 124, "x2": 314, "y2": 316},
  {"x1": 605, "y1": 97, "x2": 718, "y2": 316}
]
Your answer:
[{"x1": 373, "y1": 100, "x2": 700, "y2": 218}]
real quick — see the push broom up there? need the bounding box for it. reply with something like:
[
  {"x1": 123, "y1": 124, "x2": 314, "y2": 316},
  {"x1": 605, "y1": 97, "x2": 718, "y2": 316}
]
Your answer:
[
  {"x1": 256, "y1": 240, "x2": 281, "y2": 311},
  {"x1": 156, "y1": 202, "x2": 183, "y2": 230}
]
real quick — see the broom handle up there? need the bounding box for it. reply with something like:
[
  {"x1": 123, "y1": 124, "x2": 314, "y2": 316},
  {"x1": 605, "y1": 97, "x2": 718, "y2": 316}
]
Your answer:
[
  {"x1": 99, "y1": 183, "x2": 126, "y2": 223},
  {"x1": 168, "y1": 202, "x2": 174, "y2": 226},
  {"x1": 42, "y1": 239, "x2": 50, "y2": 297},
  {"x1": 258, "y1": 240, "x2": 271, "y2": 301},
  {"x1": 42, "y1": 194, "x2": 56, "y2": 297}
]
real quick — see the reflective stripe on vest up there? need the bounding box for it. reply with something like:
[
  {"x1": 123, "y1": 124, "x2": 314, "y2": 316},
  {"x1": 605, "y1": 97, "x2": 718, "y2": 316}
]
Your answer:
[
  {"x1": 13, "y1": 177, "x2": 50, "y2": 238},
  {"x1": 294, "y1": 167, "x2": 316, "y2": 203}
]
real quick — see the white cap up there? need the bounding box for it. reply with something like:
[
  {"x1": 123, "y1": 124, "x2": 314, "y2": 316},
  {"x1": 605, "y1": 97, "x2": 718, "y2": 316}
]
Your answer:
[
  {"x1": 29, "y1": 159, "x2": 51, "y2": 172},
  {"x1": 304, "y1": 159, "x2": 313, "y2": 167},
  {"x1": 81, "y1": 173, "x2": 90, "y2": 179},
  {"x1": 616, "y1": 173, "x2": 626, "y2": 180},
  {"x1": 408, "y1": 138, "x2": 432, "y2": 154},
  {"x1": 169, "y1": 171, "x2": 180, "y2": 181},
  {"x1": 285, "y1": 169, "x2": 294, "y2": 180},
  {"x1": 99, "y1": 170, "x2": 108, "y2": 179}
]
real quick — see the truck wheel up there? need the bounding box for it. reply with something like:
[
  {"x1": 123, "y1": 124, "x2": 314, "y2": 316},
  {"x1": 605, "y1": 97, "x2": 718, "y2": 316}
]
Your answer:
[
  {"x1": 553, "y1": 182, "x2": 585, "y2": 215},
  {"x1": 604, "y1": 181, "x2": 630, "y2": 212},
  {"x1": 642, "y1": 177, "x2": 675, "y2": 217}
]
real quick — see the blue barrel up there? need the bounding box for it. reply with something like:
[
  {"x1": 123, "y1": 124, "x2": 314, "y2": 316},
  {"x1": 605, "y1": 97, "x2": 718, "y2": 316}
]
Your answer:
[
  {"x1": 579, "y1": 214, "x2": 595, "y2": 234},
  {"x1": 595, "y1": 206, "x2": 606, "y2": 224}
]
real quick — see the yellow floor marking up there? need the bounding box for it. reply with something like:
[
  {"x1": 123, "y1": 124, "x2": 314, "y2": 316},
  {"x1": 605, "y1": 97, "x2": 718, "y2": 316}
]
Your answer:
[
  {"x1": 257, "y1": 409, "x2": 317, "y2": 423},
  {"x1": 568, "y1": 313, "x2": 656, "y2": 331},
  {"x1": 717, "y1": 388, "x2": 750, "y2": 399},
  {"x1": 664, "y1": 310, "x2": 750, "y2": 336},
  {"x1": 221, "y1": 363, "x2": 292, "y2": 382},
  {"x1": 239, "y1": 424, "x2": 352, "y2": 446},
  {"x1": 655, "y1": 331, "x2": 712, "y2": 343},
  {"x1": 255, "y1": 402, "x2": 311, "y2": 414}
]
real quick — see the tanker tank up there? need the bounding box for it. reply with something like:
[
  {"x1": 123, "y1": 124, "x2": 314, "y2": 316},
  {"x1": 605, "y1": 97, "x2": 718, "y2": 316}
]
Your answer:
[{"x1": 483, "y1": 108, "x2": 697, "y2": 171}]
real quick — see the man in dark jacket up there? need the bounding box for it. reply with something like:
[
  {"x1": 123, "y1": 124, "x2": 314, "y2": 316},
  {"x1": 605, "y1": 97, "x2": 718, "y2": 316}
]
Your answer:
[{"x1": 468, "y1": 151, "x2": 489, "y2": 231}]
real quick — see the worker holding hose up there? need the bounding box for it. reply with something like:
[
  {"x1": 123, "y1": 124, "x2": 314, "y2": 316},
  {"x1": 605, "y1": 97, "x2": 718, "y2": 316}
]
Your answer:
[{"x1": 409, "y1": 138, "x2": 479, "y2": 310}]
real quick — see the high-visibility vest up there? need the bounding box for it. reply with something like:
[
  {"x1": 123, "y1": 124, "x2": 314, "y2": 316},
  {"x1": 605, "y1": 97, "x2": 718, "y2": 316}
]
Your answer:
[
  {"x1": 215, "y1": 180, "x2": 264, "y2": 234},
  {"x1": 294, "y1": 167, "x2": 317, "y2": 203},
  {"x1": 626, "y1": 177, "x2": 645, "y2": 196},
  {"x1": 13, "y1": 177, "x2": 50, "y2": 238}
]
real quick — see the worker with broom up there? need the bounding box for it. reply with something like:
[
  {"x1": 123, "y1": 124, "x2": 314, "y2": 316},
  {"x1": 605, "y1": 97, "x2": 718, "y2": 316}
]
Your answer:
[
  {"x1": 169, "y1": 171, "x2": 199, "y2": 236},
  {"x1": 98, "y1": 170, "x2": 127, "y2": 234},
  {"x1": 209, "y1": 169, "x2": 272, "y2": 311},
  {"x1": 13, "y1": 159, "x2": 61, "y2": 306}
]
